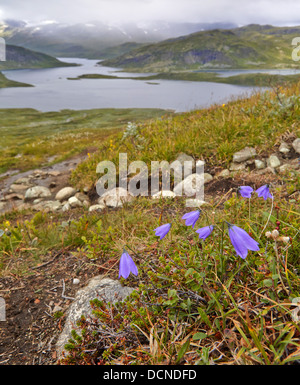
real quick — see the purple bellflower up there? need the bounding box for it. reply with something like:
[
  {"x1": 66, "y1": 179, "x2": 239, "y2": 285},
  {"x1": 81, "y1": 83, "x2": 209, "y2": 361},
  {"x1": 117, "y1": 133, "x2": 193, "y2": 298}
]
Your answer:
[
  {"x1": 118, "y1": 250, "x2": 138, "y2": 279},
  {"x1": 154, "y1": 223, "x2": 171, "y2": 240},
  {"x1": 196, "y1": 225, "x2": 214, "y2": 240},
  {"x1": 182, "y1": 209, "x2": 201, "y2": 228},
  {"x1": 255, "y1": 184, "x2": 273, "y2": 200},
  {"x1": 227, "y1": 223, "x2": 260, "y2": 259},
  {"x1": 238, "y1": 186, "x2": 253, "y2": 198}
]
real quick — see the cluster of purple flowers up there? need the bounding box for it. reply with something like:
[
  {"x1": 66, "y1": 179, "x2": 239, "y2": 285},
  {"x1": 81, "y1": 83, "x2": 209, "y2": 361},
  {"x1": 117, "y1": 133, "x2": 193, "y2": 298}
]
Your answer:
[
  {"x1": 238, "y1": 184, "x2": 273, "y2": 200},
  {"x1": 118, "y1": 184, "x2": 271, "y2": 279}
]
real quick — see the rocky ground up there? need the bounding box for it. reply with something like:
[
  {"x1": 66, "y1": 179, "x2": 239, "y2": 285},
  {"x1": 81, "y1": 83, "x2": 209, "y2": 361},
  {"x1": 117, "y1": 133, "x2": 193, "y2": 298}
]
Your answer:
[{"x1": 0, "y1": 137, "x2": 299, "y2": 365}]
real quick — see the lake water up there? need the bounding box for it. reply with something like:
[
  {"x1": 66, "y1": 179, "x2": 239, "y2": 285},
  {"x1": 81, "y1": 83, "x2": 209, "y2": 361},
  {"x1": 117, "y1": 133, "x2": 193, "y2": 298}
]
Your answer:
[{"x1": 0, "y1": 57, "x2": 270, "y2": 113}]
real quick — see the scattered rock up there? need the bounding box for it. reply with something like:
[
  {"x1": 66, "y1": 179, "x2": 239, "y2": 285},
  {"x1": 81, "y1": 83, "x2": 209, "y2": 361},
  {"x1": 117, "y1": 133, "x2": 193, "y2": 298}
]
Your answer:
[
  {"x1": 279, "y1": 142, "x2": 290, "y2": 154},
  {"x1": 173, "y1": 173, "x2": 203, "y2": 196},
  {"x1": 152, "y1": 190, "x2": 176, "y2": 199},
  {"x1": 98, "y1": 187, "x2": 134, "y2": 208},
  {"x1": 254, "y1": 159, "x2": 266, "y2": 170},
  {"x1": 25, "y1": 186, "x2": 52, "y2": 200},
  {"x1": 89, "y1": 204, "x2": 105, "y2": 212},
  {"x1": 232, "y1": 147, "x2": 256, "y2": 163},
  {"x1": 257, "y1": 166, "x2": 276, "y2": 175},
  {"x1": 292, "y1": 138, "x2": 300, "y2": 154},
  {"x1": 204, "y1": 173, "x2": 213, "y2": 184},
  {"x1": 185, "y1": 198, "x2": 207, "y2": 207},
  {"x1": 9, "y1": 183, "x2": 33, "y2": 194},
  {"x1": 14, "y1": 177, "x2": 32, "y2": 185},
  {"x1": 3, "y1": 193, "x2": 24, "y2": 201},
  {"x1": 173, "y1": 153, "x2": 195, "y2": 177},
  {"x1": 68, "y1": 196, "x2": 83, "y2": 208},
  {"x1": 229, "y1": 162, "x2": 246, "y2": 172},
  {"x1": 267, "y1": 155, "x2": 281, "y2": 169},
  {"x1": 217, "y1": 169, "x2": 230, "y2": 178},
  {"x1": 55, "y1": 187, "x2": 77, "y2": 202},
  {"x1": 48, "y1": 171, "x2": 61, "y2": 177},
  {"x1": 33, "y1": 200, "x2": 62, "y2": 212},
  {"x1": 62, "y1": 202, "x2": 71, "y2": 212},
  {"x1": 55, "y1": 275, "x2": 135, "y2": 358}
]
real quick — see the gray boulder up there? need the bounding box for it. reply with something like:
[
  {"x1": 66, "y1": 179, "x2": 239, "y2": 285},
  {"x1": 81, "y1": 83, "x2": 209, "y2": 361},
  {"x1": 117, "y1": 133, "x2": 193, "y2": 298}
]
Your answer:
[
  {"x1": 292, "y1": 138, "x2": 300, "y2": 154},
  {"x1": 55, "y1": 187, "x2": 77, "y2": 202},
  {"x1": 232, "y1": 147, "x2": 256, "y2": 163},
  {"x1": 55, "y1": 275, "x2": 135, "y2": 357},
  {"x1": 25, "y1": 186, "x2": 51, "y2": 200}
]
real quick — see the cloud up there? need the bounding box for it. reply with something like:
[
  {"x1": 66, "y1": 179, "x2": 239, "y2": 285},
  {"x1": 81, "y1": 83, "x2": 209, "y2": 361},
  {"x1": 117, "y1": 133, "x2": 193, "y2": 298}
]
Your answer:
[{"x1": 0, "y1": 0, "x2": 300, "y2": 26}]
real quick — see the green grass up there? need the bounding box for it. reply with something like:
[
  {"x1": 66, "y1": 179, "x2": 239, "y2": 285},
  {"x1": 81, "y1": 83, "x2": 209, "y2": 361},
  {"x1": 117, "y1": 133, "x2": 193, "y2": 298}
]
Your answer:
[
  {"x1": 0, "y1": 81, "x2": 299, "y2": 365},
  {"x1": 0, "y1": 108, "x2": 172, "y2": 174},
  {"x1": 1, "y1": 180, "x2": 299, "y2": 364}
]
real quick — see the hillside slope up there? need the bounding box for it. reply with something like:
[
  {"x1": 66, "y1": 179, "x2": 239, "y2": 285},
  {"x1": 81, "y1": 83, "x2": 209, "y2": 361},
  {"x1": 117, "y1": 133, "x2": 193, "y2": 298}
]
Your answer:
[
  {"x1": 0, "y1": 44, "x2": 77, "y2": 70},
  {"x1": 101, "y1": 24, "x2": 300, "y2": 72}
]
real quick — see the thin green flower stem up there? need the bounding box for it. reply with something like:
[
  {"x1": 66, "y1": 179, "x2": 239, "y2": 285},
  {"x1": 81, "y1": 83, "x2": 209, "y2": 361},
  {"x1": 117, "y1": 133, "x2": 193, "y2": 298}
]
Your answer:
[
  {"x1": 259, "y1": 196, "x2": 274, "y2": 239},
  {"x1": 219, "y1": 220, "x2": 225, "y2": 280}
]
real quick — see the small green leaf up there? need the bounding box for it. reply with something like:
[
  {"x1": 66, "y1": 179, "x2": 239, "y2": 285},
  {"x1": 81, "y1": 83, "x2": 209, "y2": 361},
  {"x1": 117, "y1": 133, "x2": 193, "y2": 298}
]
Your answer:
[{"x1": 193, "y1": 332, "x2": 207, "y2": 341}]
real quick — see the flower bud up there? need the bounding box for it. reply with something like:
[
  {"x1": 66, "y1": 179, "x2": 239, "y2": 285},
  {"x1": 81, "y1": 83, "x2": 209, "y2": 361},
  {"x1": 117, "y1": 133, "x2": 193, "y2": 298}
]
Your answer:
[
  {"x1": 265, "y1": 231, "x2": 272, "y2": 238},
  {"x1": 272, "y1": 229, "x2": 279, "y2": 239}
]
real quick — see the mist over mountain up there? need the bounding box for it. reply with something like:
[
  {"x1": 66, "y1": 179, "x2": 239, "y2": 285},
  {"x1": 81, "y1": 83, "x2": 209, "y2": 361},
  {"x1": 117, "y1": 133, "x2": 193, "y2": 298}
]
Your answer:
[{"x1": 0, "y1": 19, "x2": 238, "y2": 58}]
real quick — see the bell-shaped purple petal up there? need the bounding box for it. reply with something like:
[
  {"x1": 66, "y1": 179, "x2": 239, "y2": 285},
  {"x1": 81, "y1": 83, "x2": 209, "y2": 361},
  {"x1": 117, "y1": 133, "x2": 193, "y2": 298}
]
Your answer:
[
  {"x1": 238, "y1": 186, "x2": 253, "y2": 198},
  {"x1": 119, "y1": 250, "x2": 138, "y2": 279},
  {"x1": 227, "y1": 223, "x2": 260, "y2": 259},
  {"x1": 182, "y1": 210, "x2": 201, "y2": 228},
  {"x1": 255, "y1": 184, "x2": 273, "y2": 200},
  {"x1": 154, "y1": 223, "x2": 171, "y2": 240},
  {"x1": 196, "y1": 225, "x2": 214, "y2": 240}
]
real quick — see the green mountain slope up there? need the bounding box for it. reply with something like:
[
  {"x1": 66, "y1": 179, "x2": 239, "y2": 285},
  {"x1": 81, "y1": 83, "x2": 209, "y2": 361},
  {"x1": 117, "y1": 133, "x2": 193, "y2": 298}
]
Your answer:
[
  {"x1": 0, "y1": 71, "x2": 31, "y2": 88},
  {"x1": 0, "y1": 44, "x2": 77, "y2": 70},
  {"x1": 100, "y1": 24, "x2": 300, "y2": 72}
]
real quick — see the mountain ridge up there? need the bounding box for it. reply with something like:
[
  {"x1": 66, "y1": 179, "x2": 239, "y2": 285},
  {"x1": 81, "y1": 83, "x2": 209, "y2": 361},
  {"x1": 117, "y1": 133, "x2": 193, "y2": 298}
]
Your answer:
[{"x1": 100, "y1": 24, "x2": 300, "y2": 71}]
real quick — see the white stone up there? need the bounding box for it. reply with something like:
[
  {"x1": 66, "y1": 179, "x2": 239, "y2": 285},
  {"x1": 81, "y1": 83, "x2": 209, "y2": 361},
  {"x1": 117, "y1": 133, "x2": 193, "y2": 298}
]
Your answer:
[
  {"x1": 204, "y1": 173, "x2": 213, "y2": 184},
  {"x1": 55, "y1": 187, "x2": 77, "y2": 202},
  {"x1": 98, "y1": 187, "x2": 134, "y2": 208},
  {"x1": 68, "y1": 196, "x2": 82, "y2": 208},
  {"x1": 279, "y1": 142, "x2": 290, "y2": 154},
  {"x1": 25, "y1": 186, "x2": 51, "y2": 200},
  {"x1": 33, "y1": 200, "x2": 62, "y2": 212},
  {"x1": 292, "y1": 138, "x2": 300, "y2": 154},
  {"x1": 62, "y1": 202, "x2": 71, "y2": 212},
  {"x1": 185, "y1": 199, "x2": 207, "y2": 208},
  {"x1": 73, "y1": 278, "x2": 80, "y2": 285},
  {"x1": 217, "y1": 169, "x2": 230, "y2": 177},
  {"x1": 267, "y1": 155, "x2": 281, "y2": 168},
  {"x1": 232, "y1": 147, "x2": 256, "y2": 163},
  {"x1": 152, "y1": 190, "x2": 176, "y2": 199},
  {"x1": 173, "y1": 173, "x2": 203, "y2": 197},
  {"x1": 229, "y1": 162, "x2": 246, "y2": 171},
  {"x1": 55, "y1": 275, "x2": 135, "y2": 357},
  {"x1": 89, "y1": 204, "x2": 105, "y2": 212},
  {"x1": 255, "y1": 159, "x2": 266, "y2": 170}
]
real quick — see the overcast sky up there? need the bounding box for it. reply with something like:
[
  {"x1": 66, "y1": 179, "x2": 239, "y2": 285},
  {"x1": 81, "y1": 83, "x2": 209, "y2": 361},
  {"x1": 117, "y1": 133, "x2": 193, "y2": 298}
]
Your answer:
[{"x1": 0, "y1": 0, "x2": 300, "y2": 26}]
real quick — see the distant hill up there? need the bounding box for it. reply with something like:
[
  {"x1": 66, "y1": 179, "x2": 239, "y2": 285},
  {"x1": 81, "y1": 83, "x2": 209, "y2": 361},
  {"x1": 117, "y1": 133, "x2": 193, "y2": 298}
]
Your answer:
[
  {"x1": 100, "y1": 24, "x2": 300, "y2": 71},
  {"x1": 0, "y1": 44, "x2": 77, "y2": 70},
  {"x1": 0, "y1": 19, "x2": 237, "y2": 59}
]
